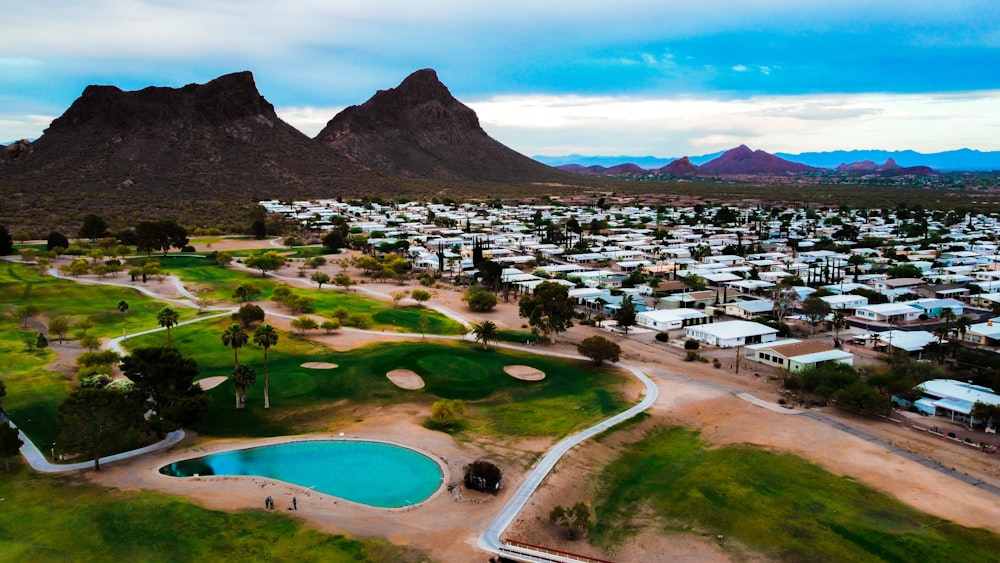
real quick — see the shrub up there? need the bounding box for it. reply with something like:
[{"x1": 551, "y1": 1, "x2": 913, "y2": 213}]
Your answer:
[
  {"x1": 655, "y1": 331, "x2": 669, "y2": 342},
  {"x1": 684, "y1": 351, "x2": 699, "y2": 362},
  {"x1": 684, "y1": 339, "x2": 700, "y2": 350},
  {"x1": 464, "y1": 459, "x2": 503, "y2": 494},
  {"x1": 713, "y1": 358, "x2": 721, "y2": 369},
  {"x1": 347, "y1": 313, "x2": 373, "y2": 329}
]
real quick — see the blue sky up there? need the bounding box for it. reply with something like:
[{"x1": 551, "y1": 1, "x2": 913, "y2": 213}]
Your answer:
[{"x1": 2, "y1": 1, "x2": 998, "y2": 156}]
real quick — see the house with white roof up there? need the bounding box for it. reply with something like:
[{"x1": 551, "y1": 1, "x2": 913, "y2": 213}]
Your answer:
[
  {"x1": 820, "y1": 294, "x2": 869, "y2": 311},
  {"x1": 637, "y1": 308, "x2": 710, "y2": 331},
  {"x1": 906, "y1": 379, "x2": 1000, "y2": 425},
  {"x1": 685, "y1": 320, "x2": 778, "y2": 348},
  {"x1": 962, "y1": 317, "x2": 1000, "y2": 347},
  {"x1": 854, "y1": 303, "x2": 922, "y2": 323}
]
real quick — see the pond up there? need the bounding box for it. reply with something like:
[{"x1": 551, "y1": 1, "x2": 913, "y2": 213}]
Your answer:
[{"x1": 160, "y1": 440, "x2": 443, "y2": 508}]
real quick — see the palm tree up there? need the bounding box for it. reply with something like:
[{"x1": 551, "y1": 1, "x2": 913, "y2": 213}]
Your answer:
[
  {"x1": 939, "y1": 307, "x2": 957, "y2": 327},
  {"x1": 222, "y1": 323, "x2": 248, "y2": 372},
  {"x1": 232, "y1": 364, "x2": 256, "y2": 409},
  {"x1": 157, "y1": 307, "x2": 179, "y2": 343},
  {"x1": 831, "y1": 311, "x2": 847, "y2": 342},
  {"x1": 253, "y1": 324, "x2": 279, "y2": 409},
  {"x1": 117, "y1": 300, "x2": 129, "y2": 338},
  {"x1": 955, "y1": 315, "x2": 973, "y2": 343},
  {"x1": 471, "y1": 320, "x2": 499, "y2": 350},
  {"x1": 933, "y1": 325, "x2": 950, "y2": 344}
]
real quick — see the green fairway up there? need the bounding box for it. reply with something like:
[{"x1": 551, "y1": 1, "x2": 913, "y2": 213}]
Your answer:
[
  {"x1": 123, "y1": 321, "x2": 630, "y2": 439},
  {"x1": 592, "y1": 426, "x2": 1000, "y2": 560},
  {"x1": 0, "y1": 261, "x2": 196, "y2": 339},
  {"x1": 0, "y1": 464, "x2": 425, "y2": 562},
  {"x1": 156, "y1": 256, "x2": 465, "y2": 334},
  {"x1": 0, "y1": 316, "x2": 68, "y2": 449}
]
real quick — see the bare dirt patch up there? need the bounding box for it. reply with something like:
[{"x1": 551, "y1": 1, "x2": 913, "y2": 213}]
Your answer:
[
  {"x1": 386, "y1": 369, "x2": 425, "y2": 390},
  {"x1": 195, "y1": 376, "x2": 228, "y2": 391},
  {"x1": 301, "y1": 362, "x2": 339, "y2": 369},
  {"x1": 504, "y1": 364, "x2": 546, "y2": 381}
]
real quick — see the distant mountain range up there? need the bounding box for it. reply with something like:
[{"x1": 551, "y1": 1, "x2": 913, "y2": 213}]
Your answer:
[
  {"x1": 534, "y1": 148, "x2": 1000, "y2": 172},
  {"x1": 549, "y1": 145, "x2": 938, "y2": 177}
]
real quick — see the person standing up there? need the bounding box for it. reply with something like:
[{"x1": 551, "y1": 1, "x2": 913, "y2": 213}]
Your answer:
[{"x1": 292, "y1": 497, "x2": 297, "y2": 510}]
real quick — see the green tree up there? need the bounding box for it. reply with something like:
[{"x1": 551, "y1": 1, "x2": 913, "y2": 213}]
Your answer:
[
  {"x1": 0, "y1": 225, "x2": 13, "y2": 256},
  {"x1": 955, "y1": 315, "x2": 973, "y2": 342},
  {"x1": 518, "y1": 281, "x2": 575, "y2": 343},
  {"x1": 310, "y1": 272, "x2": 330, "y2": 289},
  {"x1": 334, "y1": 273, "x2": 354, "y2": 291},
  {"x1": 57, "y1": 387, "x2": 142, "y2": 471},
  {"x1": 245, "y1": 251, "x2": 287, "y2": 277},
  {"x1": 831, "y1": 310, "x2": 847, "y2": 342},
  {"x1": 471, "y1": 320, "x2": 499, "y2": 350},
  {"x1": 232, "y1": 283, "x2": 262, "y2": 303},
  {"x1": 48, "y1": 316, "x2": 70, "y2": 343},
  {"x1": 15, "y1": 304, "x2": 39, "y2": 329},
  {"x1": 221, "y1": 323, "x2": 248, "y2": 373},
  {"x1": 320, "y1": 319, "x2": 340, "y2": 333},
  {"x1": 939, "y1": 307, "x2": 957, "y2": 326},
  {"x1": 231, "y1": 303, "x2": 265, "y2": 329},
  {"x1": 46, "y1": 231, "x2": 69, "y2": 252},
  {"x1": 157, "y1": 307, "x2": 180, "y2": 343},
  {"x1": 0, "y1": 422, "x2": 23, "y2": 471},
  {"x1": 390, "y1": 290, "x2": 409, "y2": 307},
  {"x1": 253, "y1": 324, "x2": 279, "y2": 409},
  {"x1": 135, "y1": 220, "x2": 188, "y2": 256},
  {"x1": 79, "y1": 214, "x2": 108, "y2": 242},
  {"x1": 430, "y1": 399, "x2": 465, "y2": 424},
  {"x1": 833, "y1": 381, "x2": 891, "y2": 416},
  {"x1": 577, "y1": 336, "x2": 621, "y2": 366},
  {"x1": 614, "y1": 295, "x2": 638, "y2": 334},
  {"x1": 116, "y1": 300, "x2": 129, "y2": 338},
  {"x1": 801, "y1": 296, "x2": 832, "y2": 334},
  {"x1": 463, "y1": 285, "x2": 498, "y2": 312},
  {"x1": 120, "y1": 346, "x2": 205, "y2": 429},
  {"x1": 291, "y1": 316, "x2": 319, "y2": 334},
  {"x1": 411, "y1": 289, "x2": 431, "y2": 306},
  {"x1": 232, "y1": 364, "x2": 257, "y2": 409}
]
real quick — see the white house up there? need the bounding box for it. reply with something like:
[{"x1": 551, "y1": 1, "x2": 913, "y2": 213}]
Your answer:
[
  {"x1": 637, "y1": 308, "x2": 709, "y2": 331},
  {"x1": 724, "y1": 299, "x2": 774, "y2": 320},
  {"x1": 685, "y1": 320, "x2": 779, "y2": 348},
  {"x1": 820, "y1": 294, "x2": 869, "y2": 311},
  {"x1": 907, "y1": 379, "x2": 1000, "y2": 425},
  {"x1": 854, "y1": 303, "x2": 922, "y2": 323}
]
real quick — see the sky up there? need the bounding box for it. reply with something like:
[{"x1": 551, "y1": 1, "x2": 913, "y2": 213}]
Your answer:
[{"x1": 2, "y1": 1, "x2": 999, "y2": 157}]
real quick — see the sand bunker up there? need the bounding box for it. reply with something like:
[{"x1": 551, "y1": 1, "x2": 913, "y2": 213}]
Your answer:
[
  {"x1": 301, "y1": 362, "x2": 339, "y2": 369},
  {"x1": 386, "y1": 369, "x2": 425, "y2": 390},
  {"x1": 195, "y1": 376, "x2": 228, "y2": 391},
  {"x1": 504, "y1": 365, "x2": 546, "y2": 381}
]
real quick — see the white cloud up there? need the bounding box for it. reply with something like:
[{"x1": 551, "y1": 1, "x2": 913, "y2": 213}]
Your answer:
[
  {"x1": 466, "y1": 90, "x2": 1000, "y2": 156},
  {"x1": 732, "y1": 65, "x2": 748, "y2": 72}
]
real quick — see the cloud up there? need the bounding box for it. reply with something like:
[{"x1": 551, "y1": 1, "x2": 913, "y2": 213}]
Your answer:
[
  {"x1": 466, "y1": 90, "x2": 1000, "y2": 156},
  {"x1": 732, "y1": 65, "x2": 748, "y2": 72}
]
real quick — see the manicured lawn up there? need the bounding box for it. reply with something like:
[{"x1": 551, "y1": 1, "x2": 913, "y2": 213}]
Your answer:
[
  {"x1": 157, "y1": 256, "x2": 465, "y2": 335},
  {"x1": 0, "y1": 464, "x2": 424, "y2": 562},
  {"x1": 592, "y1": 426, "x2": 1000, "y2": 560},
  {"x1": 124, "y1": 322, "x2": 630, "y2": 439},
  {"x1": 0, "y1": 261, "x2": 195, "y2": 339},
  {"x1": 0, "y1": 317, "x2": 68, "y2": 449}
]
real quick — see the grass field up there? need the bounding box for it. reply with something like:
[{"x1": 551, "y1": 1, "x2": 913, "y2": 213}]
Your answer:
[
  {"x1": 0, "y1": 464, "x2": 425, "y2": 562},
  {"x1": 592, "y1": 426, "x2": 1000, "y2": 560},
  {"x1": 156, "y1": 256, "x2": 465, "y2": 335},
  {"x1": 123, "y1": 322, "x2": 630, "y2": 439},
  {"x1": 0, "y1": 261, "x2": 196, "y2": 339}
]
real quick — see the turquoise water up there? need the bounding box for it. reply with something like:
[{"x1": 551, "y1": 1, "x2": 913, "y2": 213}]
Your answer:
[{"x1": 159, "y1": 440, "x2": 443, "y2": 508}]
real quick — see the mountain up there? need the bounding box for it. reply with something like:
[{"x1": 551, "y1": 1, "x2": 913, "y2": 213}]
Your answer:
[
  {"x1": 0, "y1": 71, "x2": 389, "y2": 226},
  {"x1": 539, "y1": 148, "x2": 1000, "y2": 172},
  {"x1": 777, "y1": 149, "x2": 1000, "y2": 171},
  {"x1": 535, "y1": 154, "x2": 676, "y2": 169},
  {"x1": 835, "y1": 158, "x2": 938, "y2": 176},
  {"x1": 557, "y1": 163, "x2": 647, "y2": 176},
  {"x1": 699, "y1": 145, "x2": 818, "y2": 175},
  {"x1": 655, "y1": 156, "x2": 701, "y2": 176},
  {"x1": 316, "y1": 68, "x2": 569, "y2": 182}
]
